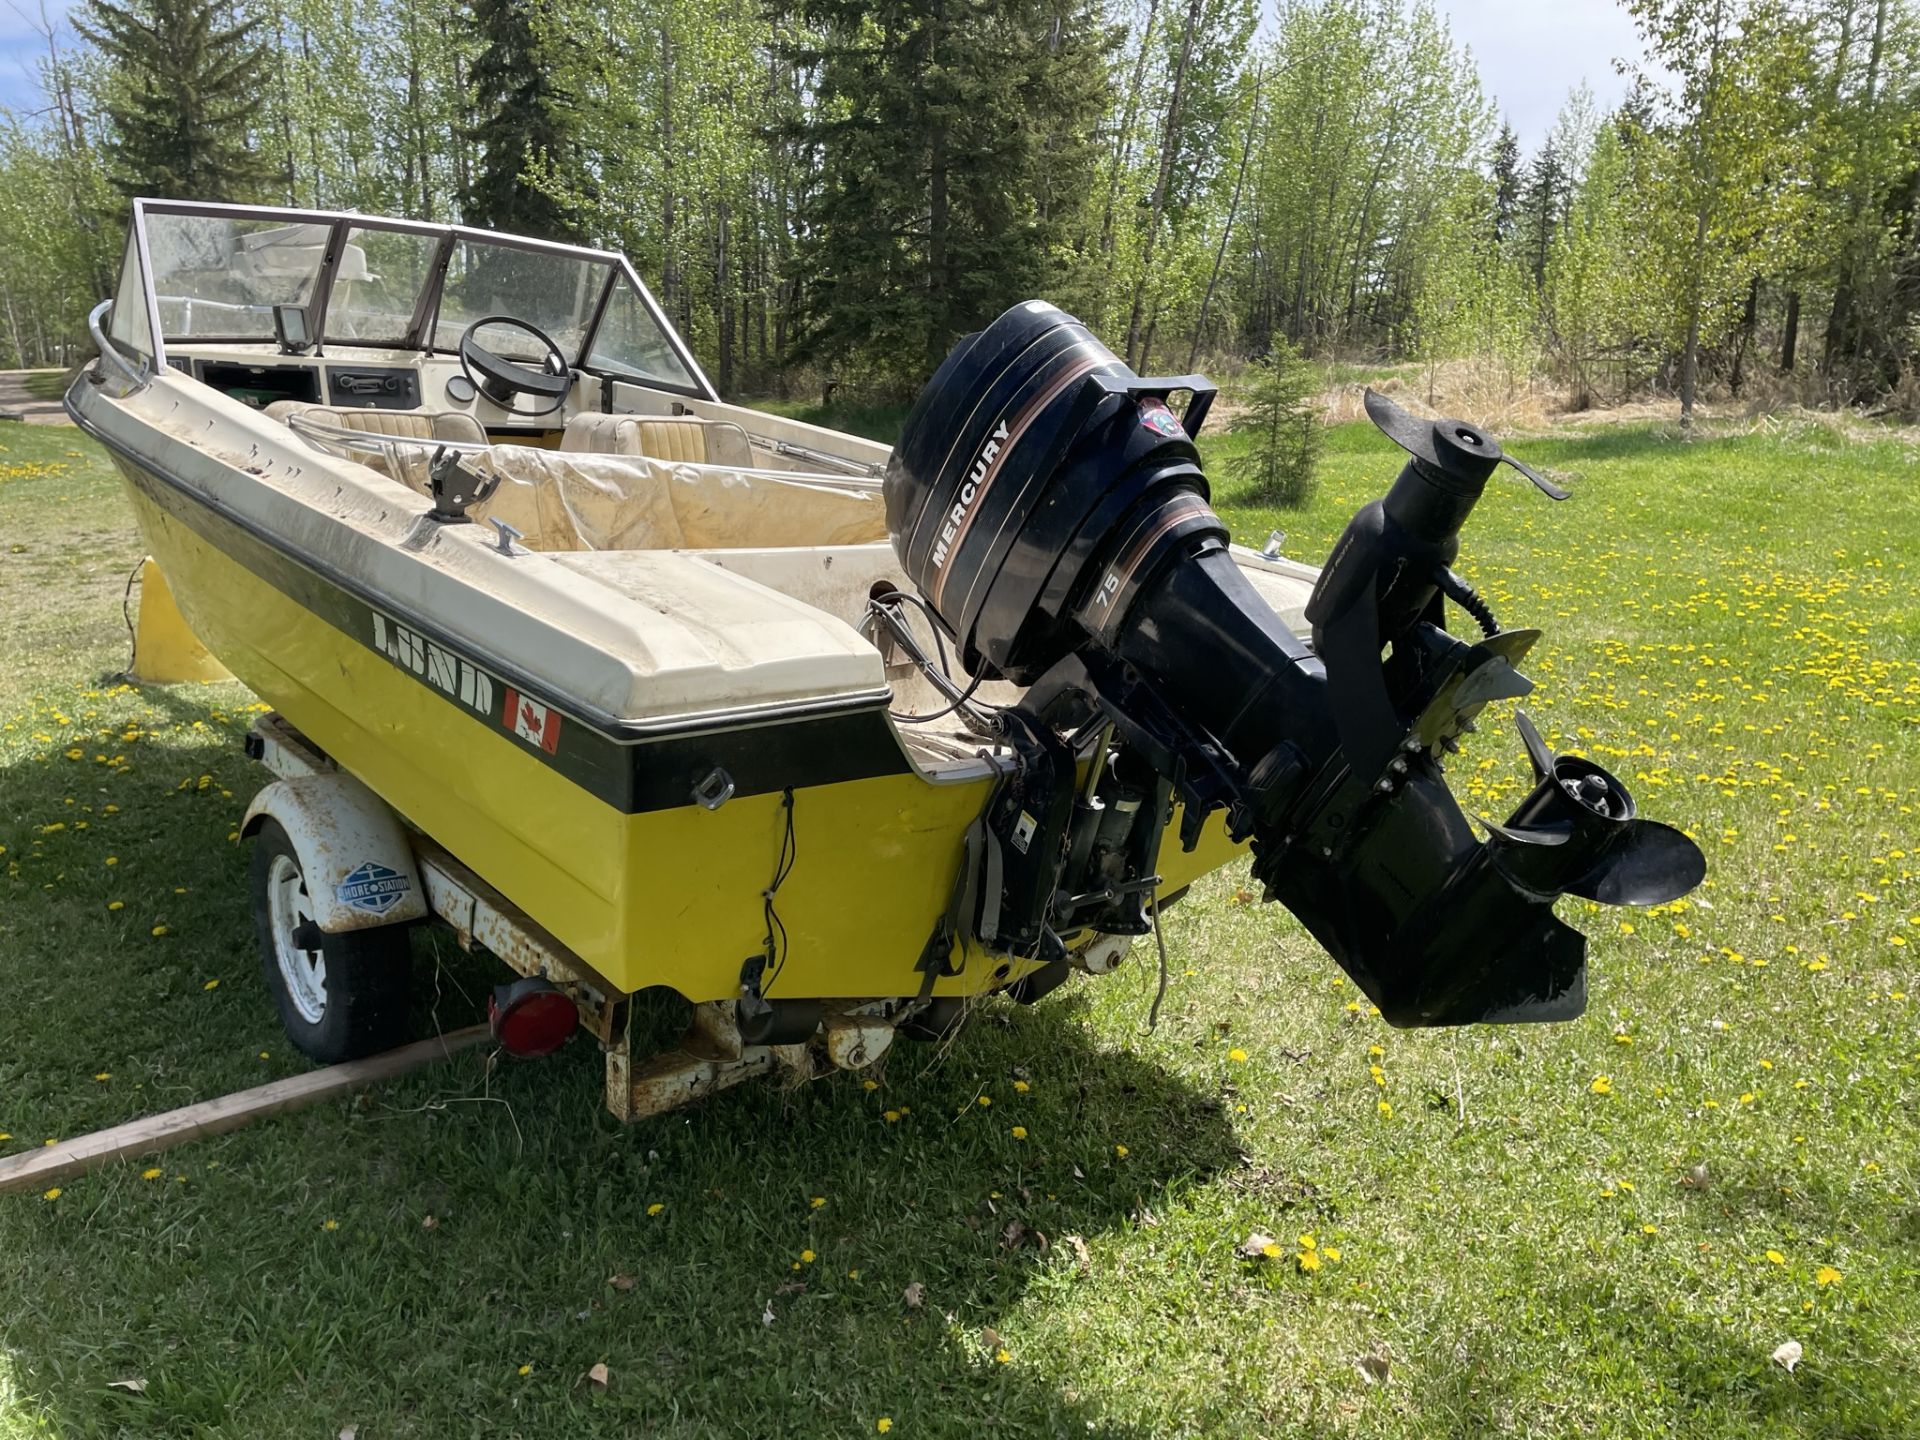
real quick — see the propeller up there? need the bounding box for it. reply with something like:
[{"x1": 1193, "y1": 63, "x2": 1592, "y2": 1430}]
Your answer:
[
  {"x1": 1482, "y1": 711, "x2": 1706, "y2": 907},
  {"x1": 1364, "y1": 388, "x2": 1570, "y2": 501}
]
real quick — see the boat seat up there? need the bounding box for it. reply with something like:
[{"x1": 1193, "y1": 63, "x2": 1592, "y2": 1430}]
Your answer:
[
  {"x1": 560, "y1": 413, "x2": 754, "y2": 467},
  {"x1": 266, "y1": 400, "x2": 487, "y2": 446}
]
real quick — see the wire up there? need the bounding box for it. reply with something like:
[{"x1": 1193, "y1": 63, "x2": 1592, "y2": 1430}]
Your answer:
[
  {"x1": 97, "y1": 557, "x2": 145, "y2": 686},
  {"x1": 1436, "y1": 568, "x2": 1500, "y2": 638},
  {"x1": 892, "y1": 672, "x2": 987, "y2": 725},
  {"x1": 760, "y1": 787, "x2": 798, "y2": 996},
  {"x1": 866, "y1": 588, "x2": 1003, "y2": 730},
  {"x1": 1146, "y1": 890, "x2": 1171, "y2": 1031}
]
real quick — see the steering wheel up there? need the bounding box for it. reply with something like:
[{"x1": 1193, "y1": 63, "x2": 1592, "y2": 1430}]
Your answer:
[{"x1": 457, "y1": 316, "x2": 574, "y2": 418}]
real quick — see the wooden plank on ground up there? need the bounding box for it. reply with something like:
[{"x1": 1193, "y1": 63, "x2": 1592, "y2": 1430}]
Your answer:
[{"x1": 0, "y1": 1024, "x2": 490, "y2": 1196}]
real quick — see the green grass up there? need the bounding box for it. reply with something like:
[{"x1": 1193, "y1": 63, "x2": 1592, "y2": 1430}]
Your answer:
[
  {"x1": 16, "y1": 371, "x2": 73, "y2": 405},
  {"x1": 750, "y1": 395, "x2": 911, "y2": 446},
  {"x1": 2, "y1": 414, "x2": 1917, "y2": 1438}
]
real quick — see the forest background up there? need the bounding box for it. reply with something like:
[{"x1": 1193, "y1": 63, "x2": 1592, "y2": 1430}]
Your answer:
[{"x1": 1, "y1": 0, "x2": 1916, "y2": 428}]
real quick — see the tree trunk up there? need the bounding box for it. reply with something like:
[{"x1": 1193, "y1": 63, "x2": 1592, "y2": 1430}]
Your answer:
[
  {"x1": 1098, "y1": 0, "x2": 1161, "y2": 272},
  {"x1": 1779, "y1": 290, "x2": 1799, "y2": 371},
  {"x1": 1730, "y1": 273, "x2": 1758, "y2": 396},
  {"x1": 1679, "y1": 203, "x2": 1707, "y2": 431},
  {"x1": 927, "y1": 2, "x2": 951, "y2": 370},
  {"x1": 1188, "y1": 64, "x2": 1262, "y2": 371},
  {"x1": 659, "y1": 23, "x2": 677, "y2": 319},
  {"x1": 1124, "y1": 0, "x2": 1202, "y2": 367}
]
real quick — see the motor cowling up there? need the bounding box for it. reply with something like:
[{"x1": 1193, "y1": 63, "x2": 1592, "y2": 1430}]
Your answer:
[{"x1": 885, "y1": 301, "x2": 1705, "y2": 1026}]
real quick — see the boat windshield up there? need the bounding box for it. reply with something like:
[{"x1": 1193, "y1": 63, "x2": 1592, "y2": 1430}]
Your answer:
[
  {"x1": 146, "y1": 213, "x2": 328, "y2": 340},
  {"x1": 130, "y1": 202, "x2": 708, "y2": 397},
  {"x1": 431, "y1": 238, "x2": 607, "y2": 360}
]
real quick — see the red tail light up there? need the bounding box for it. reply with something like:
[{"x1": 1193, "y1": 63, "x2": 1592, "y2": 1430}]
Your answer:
[{"x1": 489, "y1": 977, "x2": 578, "y2": 1058}]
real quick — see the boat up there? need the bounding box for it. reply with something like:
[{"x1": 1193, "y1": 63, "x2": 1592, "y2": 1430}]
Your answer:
[{"x1": 68, "y1": 200, "x2": 1704, "y2": 1119}]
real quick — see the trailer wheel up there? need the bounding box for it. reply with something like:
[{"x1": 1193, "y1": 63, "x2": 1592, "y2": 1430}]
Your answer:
[{"x1": 249, "y1": 818, "x2": 413, "y2": 1063}]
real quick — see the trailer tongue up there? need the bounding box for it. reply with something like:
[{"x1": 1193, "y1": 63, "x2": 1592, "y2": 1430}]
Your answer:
[{"x1": 885, "y1": 300, "x2": 1705, "y2": 1026}]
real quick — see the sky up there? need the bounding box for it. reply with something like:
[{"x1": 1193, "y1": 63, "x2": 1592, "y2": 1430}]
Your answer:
[
  {"x1": 1439, "y1": 0, "x2": 1646, "y2": 148},
  {"x1": 1, "y1": 0, "x2": 1646, "y2": 153}
]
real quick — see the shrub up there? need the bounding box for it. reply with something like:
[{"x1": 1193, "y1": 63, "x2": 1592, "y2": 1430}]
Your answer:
[{"x1": 1229, "y1": 335, "x2": 1322, "y2": 507}]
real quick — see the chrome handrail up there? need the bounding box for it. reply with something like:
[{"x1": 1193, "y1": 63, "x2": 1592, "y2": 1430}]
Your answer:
[{"x1": 87, "y1": 299, "x2": 153, "y2": 392}]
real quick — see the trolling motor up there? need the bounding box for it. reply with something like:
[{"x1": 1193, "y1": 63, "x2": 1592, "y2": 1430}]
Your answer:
[{"x1": 885, "y1": 301, "x2": 1705, "y2": 1026}]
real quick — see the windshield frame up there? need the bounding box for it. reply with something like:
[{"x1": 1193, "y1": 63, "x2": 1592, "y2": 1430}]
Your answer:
[{"x1": 129, "y1": 199, "x2": 714, "y2": 401}]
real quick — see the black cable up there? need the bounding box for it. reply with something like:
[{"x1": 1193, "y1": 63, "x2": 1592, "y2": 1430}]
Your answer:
[
  {"x1": 98, "y1": 557, "x2": 145, "y2": 686},
  {"x1": 867, "y1": 589, "x2": 1003, "y2": 728},
  {"x1": 760, "y1": 788, "x2": 797, "y2": 996},
  {"x1": 874, "y1": 588, "x2": 953, "y2": 678},
  {"x1": 1436, "y1": 568, "x2": 1500, "y2": 638},
  {"x1": 892, "y1": 672, "x2": 987, "y2": 725}
]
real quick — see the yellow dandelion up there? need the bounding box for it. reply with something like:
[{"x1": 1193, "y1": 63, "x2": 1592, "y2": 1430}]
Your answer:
[
  {"x1": 862, "y1": 1079, "x2": 879, "y2": 1091},
  {"x1": 1227, "y1": 1047, "x2": 1248, "y2": 1063},
  {"x1": 877, "y1": 1421, "x2": 893, "y2": 1435},
  {"x1": 93, "y1": 1072, "x2": 110, "y2": 1082},
  {"x1": 1765, "y1": 1250, "x2": 1786, "y2": 1265},
  {"x1": 1114, "y1": 1143, "x2": 1128, "y2": 1157},
  {"x1": 994, "y1": 1348, "x2": 1012, "y2": 1364},
  {"x1": 151, "y1": 924, "x2": 168, "y2": 937},
  {"x1": 107, "y1": 899, "x2": 124, "y2": 911},
  {"x1": 322, "y1": 1218, "x2": 339, "y2": 1231},
  {"x1": 884, "y1": 1110, "x2": 902, "y2": 1124},
  {"x1": 1591, "y1": 1075, "x2": 1613, "y2": 1095},
  {"x1": 647, "y1": 1203, "x2": 664, "y2": 1216},
  {"x1": 1377, "y1": 1099, "x2": 1393, "y2": 1118},
  {"x1": 1010, "y1": 1125, "x2": 1028, "y2": 1139},
  {"x1": 1013, "y1": 1080, "x2": 1030, "y2": 1093},
  {"x1": 141, "y1": 1167, "x2": 162, "y2": 1181},
  {"x1": 1297, "y1": 1249, "x2": 1322, "y2": 1272},
  {"x1": 1322, "y1": 1246, "x2": 1341, "y2": 1261},
  {"x1": 1642, "y1": 1224, "x2": 1659, "y2": 1235},
  {"x1": 810, "y1": 1196, "x2": 826, "y2": 1209},
  {"x1": 800, "y1": 1249, "x2": 815, "y2": 1264},
  {"x1": 201, "y1": 978, "x2": 218, "y2": 990},
  {"x1": 1815, "y1": 1266, "x2": 1841, "y2": 1286},
  {"x1": 1260, "y1": 1242, "x2": 1282, "y2": 1259},
  {"x1": 518, "y1": 1364, "x2": 532, "y2": 1376},
  {"x1": 976, "y1": 1095, "x2": 992, "y2": 1107}
]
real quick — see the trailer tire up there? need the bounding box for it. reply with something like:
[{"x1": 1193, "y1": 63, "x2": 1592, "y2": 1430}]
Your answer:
[{"x1": 249, "y1": 819, "x2": 413, "y2": 1063}]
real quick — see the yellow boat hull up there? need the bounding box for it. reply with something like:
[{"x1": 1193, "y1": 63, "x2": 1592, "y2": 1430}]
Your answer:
[{"x1": 115, "y1": 456, "x2": 1248, "y2": 1002}]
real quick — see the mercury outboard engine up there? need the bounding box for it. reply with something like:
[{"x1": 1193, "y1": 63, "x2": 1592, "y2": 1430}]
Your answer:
[{"x1": 885, "y1": 301, "x2": 1704, "y2": 1026}]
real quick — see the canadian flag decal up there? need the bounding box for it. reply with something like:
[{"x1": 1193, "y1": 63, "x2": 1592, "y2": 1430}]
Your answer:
[{"x1": 503, "y1": 687, "x2": 561, "y2": 753}]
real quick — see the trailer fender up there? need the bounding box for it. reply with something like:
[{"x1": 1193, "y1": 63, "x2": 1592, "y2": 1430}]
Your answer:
[{"x1": 242, "y1": 774, "x2": 428, "y2": 933}]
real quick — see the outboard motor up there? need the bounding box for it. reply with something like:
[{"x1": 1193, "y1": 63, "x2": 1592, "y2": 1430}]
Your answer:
[{"x1": 886, "y1": 300, "x2": 1704, "y2": 1026}]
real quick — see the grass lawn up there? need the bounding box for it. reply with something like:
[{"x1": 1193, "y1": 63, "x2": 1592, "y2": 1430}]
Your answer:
[
  {"x1": 1, "y1": 410, "x2": 1916, "y2": 1438},
  {"x1": 18, "y1": 372, "x2": 72, "y2": 405}
]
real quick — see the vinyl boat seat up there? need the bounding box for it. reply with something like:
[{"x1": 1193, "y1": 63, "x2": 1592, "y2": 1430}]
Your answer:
[
  {"x1": 264, "y1": 400, "x2": 487, "y2": 446},
  {"x1": 560, "y1": 413, "x2": 754, "y2": 467}
]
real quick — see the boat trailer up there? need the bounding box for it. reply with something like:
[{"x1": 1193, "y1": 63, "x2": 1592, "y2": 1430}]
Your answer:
[{"x1": 243, "y1": 714, "x2": 930, "y2": 1120}]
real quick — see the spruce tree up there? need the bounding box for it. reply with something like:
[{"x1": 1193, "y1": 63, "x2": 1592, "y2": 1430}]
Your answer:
[
  {"x1": 1520, "y1": 138, "x2": 1568, "y2": 287},
  {"x1": 1491, "y1": 121, "x2": 1521, "y2": 243},
  {"x1": 1228, "y1": 335, "x2": 1321, "y2": 507},
  {"x1": 75, "y1": 0, "x2": 276, "y2": 201},
  {"x1": 786, "y1": 0, "x2": 1117, "y2": 391},
  {"x1": 464, "y1": 0, "x2": 588, "y2": 241}
]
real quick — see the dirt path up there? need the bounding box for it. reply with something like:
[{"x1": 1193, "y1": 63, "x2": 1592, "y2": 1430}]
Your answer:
[{"x1": 0, "y1": 369, "x2": 72, "y2": 424}]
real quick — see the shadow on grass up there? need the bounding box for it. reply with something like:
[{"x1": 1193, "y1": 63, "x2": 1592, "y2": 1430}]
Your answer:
[{"x1": 0, "y1": 707, "x2": 1242, "y2": 1437}]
